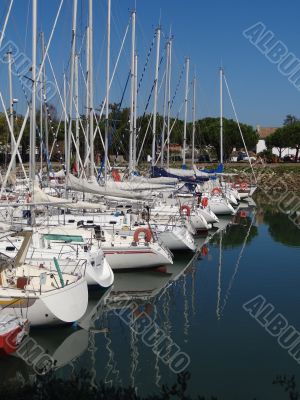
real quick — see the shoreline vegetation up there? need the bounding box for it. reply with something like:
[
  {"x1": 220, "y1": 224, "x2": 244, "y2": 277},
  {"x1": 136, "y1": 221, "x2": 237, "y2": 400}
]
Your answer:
[{"x1": 0, "y1": 370, "x2": 298, "y2": 400}]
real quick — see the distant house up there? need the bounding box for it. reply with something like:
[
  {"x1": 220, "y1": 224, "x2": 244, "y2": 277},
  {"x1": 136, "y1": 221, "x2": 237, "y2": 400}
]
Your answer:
[
  {"x1": 256, "y1": 125, "x2": 296, "y2": 157},
  {"x1": 169, "y1": 144, "x2": 182, "y2": 154}
]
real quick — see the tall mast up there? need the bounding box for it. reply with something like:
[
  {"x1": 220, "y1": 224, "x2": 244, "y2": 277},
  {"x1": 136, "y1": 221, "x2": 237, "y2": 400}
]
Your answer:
[
  {"x1": 129, "y1": 10, "x2": 136, "y2": 174},
  {"x1": 161, "y1": 39, "x2": 170, "y2": 167},
  {"x1": 88, "y1": 0, "x2": 94, "y2": 178},
  {"x1": 182, "y1": 57, "x2": 189, "y2": 167},
  {"x1": 29, "y1": 0, "x2": 37, "y2": 184},
  {"x1": 41, "y1": 31, "x2": 49, "y2": 164},
  {"x1": 39, "y1": 33, "x2": 43, "y2": 173},
  {"x1": 64, "y1": 73, "x2": 68, "y2": 174},
  {"x1": 166, "y1": 38, "x2": 172, "y2": 169},
  {"x1": 66, "y1": 0, "x2": 78, "y2": 181},
  {"x1": 74, "y1": 53, "x2": 79, "y2": 174},
  {"x1": 192, "y1": 75, "x2": 196, "y2": 165},
  {"x1": 85, "y1": 25, "x2": 89, "y2": 170},
  {"x1": 39, "y1": 56, "x2": 43, "y2": 173},
  {"x1": 151, "y1": 26, "x2": 161, "y2": 169},
  {"x1": 220, "y1": 67, "x2": 223, "y2": 164},
  {"x1": 104, "y1": 0, "x2": 111, "y2": 182},
  {"x1": 132, "y1": 52, "x2": 138, "y2": 170},
  {"x1": 7, "y1": 49, "x2": 15, "y2": 172}
]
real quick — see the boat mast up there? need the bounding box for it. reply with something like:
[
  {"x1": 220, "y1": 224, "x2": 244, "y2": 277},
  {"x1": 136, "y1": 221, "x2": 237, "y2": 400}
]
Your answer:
[
  {"x1": 129, "y1": 10, "x2": 136, "y2": 174},
  {"x1": 104, "y1": 0, "x2": 111, "y2": 182},
  {"x1": 151, "y1": 25, "x2": 161, "y2": 170},
  {"x1": 220, "y1": 67, "x2": 223, "y2": 165},
  {"x1": 182, "y1": 57, "x2": 190, "y2": 167},
  {"x1": 133, "y1": 52, "x2": 138, "y2": 170},
  {"x1": 161, "y1": 39, "x2": 170, "y2": 167},
  {"x1": 88, "y1": 0, "x2": 94, "y2": 178},
  {"x1": 29, "y1": 0, "x2": 37, "y2": 187},
  {"x1": 192, "y1": 75, "x2": 196, "y2": 165},
  {"x1": 39, "y1": 55, "x2": 43, "y2": 173},
  {"x1": 66, "y1": 0, "x2": 78, "y2": 182},
  {"x1": 75, "y1": 53, "x2": 79, "y2": 174},
  {"x1": 85, "y1": 25, "x2": 89, "y2": 171},
  {"x1": 41, "y1": 31, "x2": 49, "y2": 166},
  {"x1": 39, "y1": 33, "x2": 43, "y2": 174},
  {"x1": 63, "y1": 73, "x2": 68, "y2": 176},
  {"x1": 166, "y1": 37, "x2": 172, "y2": 169},
  {"x1": 7, "y1": 48, "x2": 15, "y2": 172}
]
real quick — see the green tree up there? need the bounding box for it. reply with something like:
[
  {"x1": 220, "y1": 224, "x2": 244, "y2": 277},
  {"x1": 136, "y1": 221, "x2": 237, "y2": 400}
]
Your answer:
[
  {"x1": 265, "y1": 128, "x2": 287, "y2": 158},
  {"x1": 283, "y1": 114, "x2": 298, "y2": 126},
  {"x1": 196, "y1": 117, "x2": 258, "y2": 160},
  {"x1": 285, "y1": 122, "x2": 300, "y2": 161}
]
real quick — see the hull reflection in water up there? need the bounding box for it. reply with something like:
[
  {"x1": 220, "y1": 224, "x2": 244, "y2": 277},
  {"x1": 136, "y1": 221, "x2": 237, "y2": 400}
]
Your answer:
[
  {"x1": 106, "y1": 252, "x2": 197, "y2": 310},
  {"x1": 1, "y1": 288, "x2": 112, "y2": 381}
]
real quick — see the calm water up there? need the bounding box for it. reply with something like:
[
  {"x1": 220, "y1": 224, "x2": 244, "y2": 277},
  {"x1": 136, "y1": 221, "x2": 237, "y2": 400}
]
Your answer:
[{"x1": 2, "y1": 197, "x2": 300, "y2": 399}]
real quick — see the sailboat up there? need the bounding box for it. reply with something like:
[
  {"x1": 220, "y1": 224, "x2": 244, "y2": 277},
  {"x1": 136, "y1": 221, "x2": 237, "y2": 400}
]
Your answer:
[
  {"x1": 0, "y1": 315, "x2": 29, "y2": 355},
  {"x1": 0, "y1": 227, "x2": 114, "y2": 288},
  {"x1": 0, "y1": 231, "x2": 88, "y2": 326}
]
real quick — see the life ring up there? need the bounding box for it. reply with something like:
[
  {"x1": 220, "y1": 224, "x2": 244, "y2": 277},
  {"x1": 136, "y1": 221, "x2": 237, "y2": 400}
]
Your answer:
[
  {"x1": 133, "y1": 227, "x2": 152, "y2": 243},
  {"x1": 201, "y1": 197, "x2": 209, "y2": 208},
  {"x1": 211, "y1": 187, "x2": 222, "y2": 196},
  {"x1": 240, "y1": 182, "x2": 248, "y2": 190},
  {"x1": 180, "y1": 204, "x2": 191, "y2": 217},
  {"x1": 239, "y1": 210, "x2": 248, "y2": 218}
]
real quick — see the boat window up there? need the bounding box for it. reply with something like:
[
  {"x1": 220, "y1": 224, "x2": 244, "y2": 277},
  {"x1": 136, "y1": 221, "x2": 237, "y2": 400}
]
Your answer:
[
  {"x1": 5, "y1": 246, "x2": 16, "y2": 251},
  {"x1": 43, "y1": 234, "x2": 84, "y2": 243}
]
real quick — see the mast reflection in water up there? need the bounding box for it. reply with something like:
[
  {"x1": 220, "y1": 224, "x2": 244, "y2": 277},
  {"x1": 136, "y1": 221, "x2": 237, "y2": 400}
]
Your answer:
[{"x1": 2, "y1": 198, "x2": 300, "y2": 399}]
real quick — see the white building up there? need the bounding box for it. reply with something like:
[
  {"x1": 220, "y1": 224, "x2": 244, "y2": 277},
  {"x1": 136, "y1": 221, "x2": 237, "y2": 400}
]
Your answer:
[{"x1": 256, "y1": 125, "x2": 296, "y2": 157}]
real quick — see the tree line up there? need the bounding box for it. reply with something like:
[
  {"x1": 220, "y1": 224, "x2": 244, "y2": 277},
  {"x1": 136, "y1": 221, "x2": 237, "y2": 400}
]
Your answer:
[
  {"x1": 265, "y1": 114, "x2": 300, "y2": 160},
  {"x1": 0, "y1": 104, "x2": 259, "y2": 164}
]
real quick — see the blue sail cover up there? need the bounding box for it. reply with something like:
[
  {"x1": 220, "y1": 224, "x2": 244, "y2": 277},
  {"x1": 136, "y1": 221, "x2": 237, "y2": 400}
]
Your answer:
[
  {"x1": 151, "y1": 166, "x2": 209, "y2": 183},
  {"x1": 200, "y1": 163, "x2": 224, "y2": 174}
]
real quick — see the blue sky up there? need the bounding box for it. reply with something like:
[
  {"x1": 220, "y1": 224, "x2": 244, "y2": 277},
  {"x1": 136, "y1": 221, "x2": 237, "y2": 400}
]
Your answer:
[{"x1": 1, "y1": 0, "x2": 300, "y2": 127}]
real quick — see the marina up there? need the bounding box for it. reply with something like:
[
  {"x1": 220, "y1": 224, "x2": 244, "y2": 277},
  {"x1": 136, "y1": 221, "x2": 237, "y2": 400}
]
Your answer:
[
  {"x1": 0, "y1": 1, "x2": 300, "y2": 399},
  {"x1": 1, "y1": 198, "x2": 300, "y2": 399}
]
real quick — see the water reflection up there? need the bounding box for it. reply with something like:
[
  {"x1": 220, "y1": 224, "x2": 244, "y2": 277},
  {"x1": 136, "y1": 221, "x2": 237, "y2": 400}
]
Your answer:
[
  {"x1": 262, "y1": 210, "x2": 300, "y2": 247},
  {"x1": 2, "y1": 198, "x2": 300, "y2": 398},
  {"x1": 212, "y1": 213, "x2": 258, "y2": 249}
]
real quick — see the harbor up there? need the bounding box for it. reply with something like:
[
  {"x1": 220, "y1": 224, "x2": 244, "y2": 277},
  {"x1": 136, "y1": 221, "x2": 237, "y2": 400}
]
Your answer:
[
  {"x1": 1, "y1": 197, "x2": 300, "y2": 399},
  {"x1": 0, "y1": 1, "x2": 300, "y2": 399}
]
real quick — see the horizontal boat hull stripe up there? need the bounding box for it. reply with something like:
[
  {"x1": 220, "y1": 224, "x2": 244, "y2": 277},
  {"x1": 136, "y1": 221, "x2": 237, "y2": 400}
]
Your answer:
[{"x1": 104, "y1": 251, "x2": 155, "y2": 255}]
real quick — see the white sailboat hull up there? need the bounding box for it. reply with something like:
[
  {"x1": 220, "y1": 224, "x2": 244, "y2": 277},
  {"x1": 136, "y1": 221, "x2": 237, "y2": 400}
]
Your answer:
[
  {"x1": 208, "y1": 197, "x2": 235, "y2": 215},
  {"x1": 158, "y1": 227, "x2": 196, "y2": 251},
  {"x1": 197, "y1": 207, "x2": 219, "y2": 224},
  {"x1": 103, "y1": 245, "x2": 173, "y2": 270},
  {"x1": 85, "y1": 257, "x2": 114, "y2": 287},
  {"x1": 0, "y1": 278, "x2": 88, "y2": 326},
  {"x1": 190, "y1": 210, "x2": 210, "y2": 231}
]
